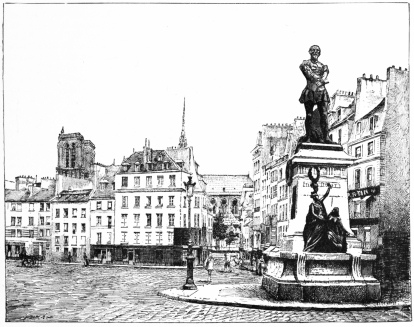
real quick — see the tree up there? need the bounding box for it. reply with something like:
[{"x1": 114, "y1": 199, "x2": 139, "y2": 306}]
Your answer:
[{"x1": 213, "y1": 213, "x2": 227, "y2": 248}]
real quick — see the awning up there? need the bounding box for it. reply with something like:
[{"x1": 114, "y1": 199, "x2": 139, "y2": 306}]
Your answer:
[{"x1": 361, "y1": 195, "x2": 373, "y2": 201}]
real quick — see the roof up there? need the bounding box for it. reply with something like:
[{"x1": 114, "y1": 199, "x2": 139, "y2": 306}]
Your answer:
[
  {"x1": 203, "y1": 175, "x2": 252, "y2": 195},
  {"x1": 120, "y1": 149, "x2": 182, "y2": 174},
  {"x1": 5, "y1": 185, "x2": 56, "y2": 202},
  {"x1": 329, "y1": 112, "x2": 355, "y2": 130},
  {"x1": 91, "y1": 166, "x2": 118, "y2": 200},
  {"x1": 53, "y1": 189, "x2": 93, "y2": 202},
  {"x1": 360, "y1": 98, "x2": 385, "y2": 121}
]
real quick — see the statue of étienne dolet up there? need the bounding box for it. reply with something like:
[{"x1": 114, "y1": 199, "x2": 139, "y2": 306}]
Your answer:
[
  {"x1": 299, "y1": 45, "x2": 333, "y2": 144},
  {"x1": 303, "y1": 167, "x2": 350, "y2": 253}
]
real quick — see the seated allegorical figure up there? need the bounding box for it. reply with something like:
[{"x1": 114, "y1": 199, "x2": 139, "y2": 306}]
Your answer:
[{"x1": 303, "y1": 184, "x2": 350, "y2": 253}]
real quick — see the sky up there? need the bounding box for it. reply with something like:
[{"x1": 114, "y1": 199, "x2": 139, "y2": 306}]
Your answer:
[{"x1": 2, "y1": 2, "x2": 409, "y2": 181}]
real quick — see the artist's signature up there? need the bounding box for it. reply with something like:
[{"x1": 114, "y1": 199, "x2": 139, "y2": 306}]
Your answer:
[{"x1": 303, "y1": 182, "x2": 340, "y2": 188}]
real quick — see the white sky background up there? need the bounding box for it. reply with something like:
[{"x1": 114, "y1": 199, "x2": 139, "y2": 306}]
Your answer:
[{"x1": 3, "y1": 2, "x2": 409, "y2": 181}]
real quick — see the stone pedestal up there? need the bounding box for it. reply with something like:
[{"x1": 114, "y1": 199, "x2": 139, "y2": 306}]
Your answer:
[{"x1": 262, "y1": 143, "x2": 381, "y2": 303}]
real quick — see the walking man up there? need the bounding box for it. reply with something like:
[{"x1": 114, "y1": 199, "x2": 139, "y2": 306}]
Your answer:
[{"x1": 83, "y1": 252, "x2": 89, "y2": 267}]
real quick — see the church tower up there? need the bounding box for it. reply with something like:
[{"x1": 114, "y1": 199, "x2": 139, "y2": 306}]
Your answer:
[
  {"x1": 56, "y1": 128, "x2": 96, "y2": 179},
  {"x1": 178, "y1": 98, "x2": 188, "y2": 148}
]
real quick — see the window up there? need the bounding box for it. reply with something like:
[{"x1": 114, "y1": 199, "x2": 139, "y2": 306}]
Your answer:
[
  {"x1": 146, "y1": 196, "x2": 151, "y2": 207},
  {"x1": 356, "y1": 122, "x2": 361, "y2": 134},
  {"x1": 29, "y1": 230, "x2": 34, "y2": 238},
  {"x1": 107, "y1": 201, "x2": 112, "y2": 210},
  {"x1": 71, "y1": 144, "x2": 76, "y2": 168},
  {"x1": 184, "y1": 196, "x2": 187, "y2": 208},
  {"x1": 39, "y1": 217, "x2": 44, "y2": 225},
  {"x1": 195, "y1": 197, "x2": 200, "y2": 208},
  {"x1": 134, "y1": 214, "x2": 140, "y2": 227},
  {"x1": 46, "y1": 203, "x2": 50, "y2": 211},
  {"x1": 97, "y1": 216, "x2": 102, "y2": 226},
  {"x1": 81, "y1": 208, "x2": 86, "y2": 218},
  {"x1": 72, "y1": 208, "x2": 77, "y2": 217},
  {"x1": 134, "y1": 176, "x2": 140, "y2": 188},
  {"x1": 367, "y1": 167, "x2": 373, "y2": 185},
  {"x1": 169, "y1": 196, "x2": 174, "y2": 206},
  {"x1": 146, "y1": 214, "x2": 152, "y2": 227},
  {"x1": 157, "y1": 214, "x2": 162, "y2": 227},
  {"x1": 135, "y1": 164, "x2": 140, "y2": 172},
  {"x1": 122, "y1": 177, "x2": 128, "y2": 188},
  {"x1": 97, "y1": 233, "x2": 102, "y2": 244},
  {"x1": 355, "y1": 169, "x2": 361, "y2": 189},
  {"x1": 337, "y1": 108, "x2": 341, "y2": 120},
  {"x1": 56, "y1": 209, "x2": 60, "y2": 218},
  {"x1": 63, "y1": 236, "x2": 68, "y2": 246},
  {"x1": 195, "y1": 214, "x2": 200, "y2": 227},
  {"x1": 29, "y1": 203, "x2": 34, "y2": 211},
  {"x1": 146, "y1": 176, "x2": 152, "y2": 187},
  {"x1": 40, "y1": 203, "x2": 45, "y2": 211},
  {"x1": 168, "y1": 232, "x2": 174, "y2": 245},
  {"x1": 157, "y1": 176, "x2": 164, "y2": 187},
  {"x1": 97, "y1": 201, "x2": 102, "y2": 210},
  {"x1": 55, "y1": 223, "x2": 60, "y2": 231},
  {"x1": 81, "y1": 236, "x2": 86, "y2": 245},
  {"x1": 121, "y1": 214, "x2": 127, "y2": 227},
  {"x1": 46, "y1": 216, "x2": 51, "y2": 225},
  {"x1": 55, "y1": 236, "x2": 60, "y2": 245},
  {"x1": 107, "y1": 232, "x2": 112, "y2": 244},
  {"x1": 156, "y1": 232, "x2": 162, "y2": 245},
  {"x1": 121, "y1": 232, "x2": 127, "y2": 243},
  {"x1": 72, "y1": 223, "x2": 77, "y2": 234},
  {"x1": 355, "y1": 146, "x2": 362, "y2": 158},
  {"x1": 169, "y1": 175, "x2": 176, "y2": 187},
  {"x1": 107, "y1": 217, "x2": 112, "y2": 229},
  {"x1": 183, "y1": 214, "x2": 187, "y2": 227},
  {"x1": 63, "y1": 208, "x2": 68, "y2": 218},
  {"x1": 28, "y1": 217, "x2": 34, "y2": 226},
  {"x1": 11, "y1": 217, "x2": 15, "y2": 226},
  {"x1": 122, "y1": 196, "x2": 128, "y2": 208},
  {"x1": 145, "y1": 232, "x2": 151, "y2": 244},
  {"x1": 10, "y1": 230, "x2": 15, "y2": 237},
  {"x1": 81, "y1": 223, "x2": 86, "y2": 233},
  {"x1": 157, "y1": 196, "x2": 163, "y2": 207},
  {"x1": 369, "y1": 116, "x2": 378, "y2": 131},
  {"x1": 134, "y1": 196, "x2": 140, "y2": 208},
  {"x1": 368, "y1": 141, "x2": 374, "y2": 156},
  {"x1": 39, "y1": 229, "x2": 43, "y2": 237},
  {"x1": 168, "y1": 214, "x2": 175, "y2": 226},
  {"x1": 64, "y1": 223, "x2": 68, "y2": 232},
  {"x1": 134, "y1": 232, "x2": 140, "y2": 244},
  {"x1": 338, "y1": 129, "x2": 342, "y2": 144}
]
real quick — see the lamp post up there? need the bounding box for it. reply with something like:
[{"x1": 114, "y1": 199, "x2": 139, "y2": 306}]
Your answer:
[{"x1": 183, "y1": 175, "x2": 197, "y2": 290}]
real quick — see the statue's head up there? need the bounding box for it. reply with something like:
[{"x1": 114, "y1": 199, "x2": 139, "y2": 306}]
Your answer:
[{"x1": 308, "y1": 45, "x2": 321, "y2": 60}]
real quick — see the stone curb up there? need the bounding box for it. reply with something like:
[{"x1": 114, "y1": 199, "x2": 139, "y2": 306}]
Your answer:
[
  {"x1": 158, "y1": 285, "x2": 411, "y2": 311},
  {"x1": 49, "y1": 262, "x2": 205, "y2": 269}
]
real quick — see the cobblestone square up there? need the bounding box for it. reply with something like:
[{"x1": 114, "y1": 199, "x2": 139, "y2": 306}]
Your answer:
[{"x1": 5, "y1": 262, "x2": 411, "y2": 322}]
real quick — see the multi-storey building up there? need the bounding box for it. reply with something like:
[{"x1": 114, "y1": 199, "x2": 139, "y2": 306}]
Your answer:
[
  {"x1": 5, "y1": 177, "x2": 56, "y2": 259},
  {"x1": 89, "y1": 163, "x2": 119, "y2": 261},
  {"x1": 51, "y1": 189, "x2": 93, "y2": 261},
  {"x1": 328, "y1": 90, "x2": 356, "y2": 147}
]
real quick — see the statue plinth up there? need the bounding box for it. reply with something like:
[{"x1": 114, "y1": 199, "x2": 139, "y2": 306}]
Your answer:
[{"x1": 262, "y1": 143, "x2": 381, "y2": 303}]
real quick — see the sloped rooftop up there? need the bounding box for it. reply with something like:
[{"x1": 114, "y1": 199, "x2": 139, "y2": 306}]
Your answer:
[{"x1": 53, "y1": 189, "x2": 93, "y2": 202}]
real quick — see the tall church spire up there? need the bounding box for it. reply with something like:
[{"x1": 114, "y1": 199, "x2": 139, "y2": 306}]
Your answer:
[{"x1": 178, "y1": 97, "x2": 188, "y2": 148}]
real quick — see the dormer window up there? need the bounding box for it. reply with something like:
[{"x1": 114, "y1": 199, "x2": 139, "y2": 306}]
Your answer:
[
  {"x1": 356, "y1": 122, "x2": 361, "y2": 134},
  {"x1": 369, "y1": 115, "x2": 379, "y2": 131},
  {"x1": 135, "y1": 163, "x2": 140, "y2": 172},
  {"x1": 337, "y1": 109, "x2": 341, "y2": 120}
]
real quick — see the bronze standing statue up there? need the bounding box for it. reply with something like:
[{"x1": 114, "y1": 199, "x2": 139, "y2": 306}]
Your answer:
[{"x1": 299, "y1": 45, "x2": 333, "y2": 144}]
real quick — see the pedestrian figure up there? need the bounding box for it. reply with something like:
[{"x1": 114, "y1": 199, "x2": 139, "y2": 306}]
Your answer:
[
  {"x1": 224, "y1": 253, "x2": 231, "y2": 272},
  {"x1": 107, "y1": 251, "x2": 112, "y2": 263},
  {"x1": 68, "y1": 252, "x2": 72, "y2": 263},
  {"x1": 204, "y1": 253, "x2": 215, "y2": 283},
  {"x1": 257, "y1": 255, "x2": 265, "y2": 276},
  {"x1": 83, "y1": 252, "x2": 89, "y2": 267}
]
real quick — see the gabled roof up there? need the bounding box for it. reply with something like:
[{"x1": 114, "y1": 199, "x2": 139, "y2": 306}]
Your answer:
[
  {"x1": 203, "y1": 175, "x2": 252, "y2": 195},
  {"x1": 53, "y1": 189, "x2": 93, "y2": 202},
  {"x1": 5, "y1": 190, "x2": 31, "y2": 202},
  {"x1": 30, "y1": 187, "x2": 56, "y2": 202}
]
